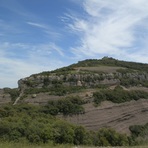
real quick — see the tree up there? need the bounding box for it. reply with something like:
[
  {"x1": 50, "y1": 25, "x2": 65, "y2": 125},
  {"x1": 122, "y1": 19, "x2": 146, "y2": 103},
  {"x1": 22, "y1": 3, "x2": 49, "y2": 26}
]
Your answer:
[
  {"x1": 74, "y1": 126, "x2": 86, "y2": 145},
  {"x1": 52, "y1": 121, "x2": 74, "y2": 144}
]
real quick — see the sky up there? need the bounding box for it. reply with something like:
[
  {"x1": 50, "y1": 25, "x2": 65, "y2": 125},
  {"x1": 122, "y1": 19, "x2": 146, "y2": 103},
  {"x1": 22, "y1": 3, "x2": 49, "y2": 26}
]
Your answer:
[{"x1": 0, "y1": 0, "x2": 148, "y2": 88}]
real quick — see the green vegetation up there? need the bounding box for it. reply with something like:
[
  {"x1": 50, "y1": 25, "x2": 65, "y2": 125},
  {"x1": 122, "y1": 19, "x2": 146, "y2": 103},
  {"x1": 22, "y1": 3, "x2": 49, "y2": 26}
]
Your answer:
[
  {"x1": 24, "y1": 87, "x2": 49, "y2": 95},
  {"x1": 31, "y1": 57, "x2": 148, "y2": 78},
  {"x1": 1, "y1": 57, "x2": 148, "y2": 147},
  {"x1": 49, "y1": 86, "x2": 85, "y2": 96},
  {"x1": 129, "y1": 123, "x2": 148, "y2": 145},
  {"x1": 120, "y1": 78, "x2": 148, "y2": 87},
  {"x1": 42, "y1": 96, "x2": 85, "y2": 115},
  {"x1": 71, "y1": 57, "x2": 148, "y2": 72},
  {"x1": 117, "y1": 68, "x2": 136, "y2": 73},
  {"x1": 0, "y1": 143, "x2": 148, "y2": 148},
  {"x1": 0, "y1": 142, "x2": 73, "y2": 148},
  {"x1": 95, "y1": 128, "x2": 129, "y2": 146},
  {"x1": 0, "y1": 103, "x2": 138, "y2": 147},
  {"x1": 93, "y1": 86, "x2": 148, "y2": 105},
  {"x1": 116, "y1": 69, "x2": 148, "y2": 87},
  {"x1": 27, "y1": 57, "x2": 148, "y2": 90},
  {"x1": 130, "y1": 123, "x2": 148, "y2": 138},
  {"x1": 3, "y1": 88, "x2": 20, "y2": 102},
  {"x1": 23, "y1": 86, "x2": 84, "y2": 97},
  {"x1": 33, "y1": 66, "x2": 75, "y2": 76}
]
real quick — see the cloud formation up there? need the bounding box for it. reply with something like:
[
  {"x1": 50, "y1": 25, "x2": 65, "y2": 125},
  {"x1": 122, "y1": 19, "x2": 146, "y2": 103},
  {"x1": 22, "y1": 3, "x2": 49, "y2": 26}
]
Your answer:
[
  {"x1": 27, "y1": 22, "x2": 48, "y2": 29},
  {"x1": 0, "y1": 0, "x2": 148, "y2": 88},
  {"x1": 0, "y1": 42, "x2": 65, "y2": 88},
  {"x1": 27, "y1": 21, "x2": 62, "y2": 40},
  {"x1": 70, "y1": 0, "x2": 148, "y2": 62}
]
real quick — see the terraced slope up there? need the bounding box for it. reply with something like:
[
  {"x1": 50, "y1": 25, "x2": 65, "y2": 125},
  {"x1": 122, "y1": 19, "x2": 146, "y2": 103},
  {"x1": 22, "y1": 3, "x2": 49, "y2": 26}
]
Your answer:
[
  {"x1": 62, "y1": 99, "x2": 148, "y2": 135},
  {"x1": 0, "y1": 57, "x2": 148, "y2": 136}
]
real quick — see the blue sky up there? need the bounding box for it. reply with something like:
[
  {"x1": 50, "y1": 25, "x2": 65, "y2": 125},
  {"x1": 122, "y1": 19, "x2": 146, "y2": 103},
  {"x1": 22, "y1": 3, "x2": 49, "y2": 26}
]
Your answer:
[{"x1": 0, "y1": 0, "x2": 148, "y2": 88}]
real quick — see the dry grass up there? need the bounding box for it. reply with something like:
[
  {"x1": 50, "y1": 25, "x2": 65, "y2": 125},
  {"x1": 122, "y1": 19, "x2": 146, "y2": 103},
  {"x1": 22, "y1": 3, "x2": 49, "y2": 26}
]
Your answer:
[
  {"x1": 77, "y1": 66, "x2": 125, "y2": 73},
  {"x1": 0, "y1": 142, "x2": 72, "y2": 148},
  {"x1": 0, "y1": 142, "x2": 147, "y2": 148}
]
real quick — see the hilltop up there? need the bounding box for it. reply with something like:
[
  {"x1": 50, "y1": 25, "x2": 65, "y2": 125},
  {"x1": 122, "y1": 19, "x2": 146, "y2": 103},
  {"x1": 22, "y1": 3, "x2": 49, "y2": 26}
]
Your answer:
[{"x1": 0, "y1": 57, "x2": 148, "y2": 146}]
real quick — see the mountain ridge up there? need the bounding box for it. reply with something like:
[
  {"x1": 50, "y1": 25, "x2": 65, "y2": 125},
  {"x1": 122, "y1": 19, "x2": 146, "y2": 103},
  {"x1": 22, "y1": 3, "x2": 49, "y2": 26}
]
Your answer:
[{"x1": 0, "y1": 57, "x2": 148, "y2": 137}]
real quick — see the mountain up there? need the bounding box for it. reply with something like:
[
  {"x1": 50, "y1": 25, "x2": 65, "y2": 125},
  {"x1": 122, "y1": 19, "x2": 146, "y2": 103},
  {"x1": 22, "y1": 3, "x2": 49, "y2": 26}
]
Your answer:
[{"x1": 0, "y1": 57, "x2": 148, "y2": 145}]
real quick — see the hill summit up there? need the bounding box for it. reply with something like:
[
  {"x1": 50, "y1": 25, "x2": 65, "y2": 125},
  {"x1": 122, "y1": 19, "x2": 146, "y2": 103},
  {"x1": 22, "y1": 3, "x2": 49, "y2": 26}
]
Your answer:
[
  {"x1": 18, "y1": 56, "x2": 148, "y2": 92},
  {"x1": 0, "y1": 57, "x2": 148, "y2": 135}
]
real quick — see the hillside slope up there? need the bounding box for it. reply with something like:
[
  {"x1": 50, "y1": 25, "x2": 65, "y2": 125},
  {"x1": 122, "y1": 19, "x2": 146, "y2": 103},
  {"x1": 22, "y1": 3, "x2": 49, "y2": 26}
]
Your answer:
[
  {"x1": 0, "y1": 57, "x2": 148, "y2": 136},
  {"x1": 62, "y1": 99, "x2": 148, "y2": 135}
]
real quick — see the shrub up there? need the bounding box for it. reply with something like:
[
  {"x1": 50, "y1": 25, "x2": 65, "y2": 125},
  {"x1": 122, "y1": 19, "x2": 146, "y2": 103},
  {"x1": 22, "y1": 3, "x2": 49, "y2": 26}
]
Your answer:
[
  {"x1": 93, "y1": 88, "x2": 148, "y2": 105},
  {"x1": 97, "y1": 128, "x2": 129, "y2": 146},
  {"x1": 45, "y1": 96, "x2": 85, "y2": 115},
  {"x1": 3, "y1": 88, "x2": 20, "y2": 101}
]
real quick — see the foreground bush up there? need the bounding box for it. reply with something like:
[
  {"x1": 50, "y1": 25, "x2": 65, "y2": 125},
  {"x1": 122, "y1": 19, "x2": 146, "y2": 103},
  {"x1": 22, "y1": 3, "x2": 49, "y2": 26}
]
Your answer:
[{"x1": 0, "y1": 104, "x2": 146, "y2": 146}]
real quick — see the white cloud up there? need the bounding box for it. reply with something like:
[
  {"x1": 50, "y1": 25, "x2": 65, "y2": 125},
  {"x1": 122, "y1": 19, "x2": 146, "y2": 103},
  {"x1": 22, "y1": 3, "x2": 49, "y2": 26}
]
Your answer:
[
  {"x1": 27, "y1": 22, "x2": 47, "y2": 29},
  {"x1": 0, "y1": 42, "x2": 66, "y2": 88},
  {"x1": 26, "y1": 21, "x2": 62, "y2": 39},
  {"x1": 69, "y1": 0, "x2": 148, "y2": 62},
  {"x1": 1, "y1": 0, "x2": 148, "y2": 88}
]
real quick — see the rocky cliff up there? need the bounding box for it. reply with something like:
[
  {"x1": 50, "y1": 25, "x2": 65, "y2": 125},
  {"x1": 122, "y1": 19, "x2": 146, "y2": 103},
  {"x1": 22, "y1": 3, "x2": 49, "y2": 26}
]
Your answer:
[
  {"x1": 0, "y1": 57, "x2": 148, "y2": 135},
  {"x1": 18, "y1": 70, "x2": 148, "y2": 90}
]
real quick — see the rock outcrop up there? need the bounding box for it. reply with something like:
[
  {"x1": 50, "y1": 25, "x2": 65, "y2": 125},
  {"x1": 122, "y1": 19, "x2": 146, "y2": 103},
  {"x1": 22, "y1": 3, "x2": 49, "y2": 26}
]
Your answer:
[
  {"x1": 18, "y1": 70, "x2": 148, "y2": 91},
  {"x1": 1, "y1": 57, "x2": 148, "y2": 135}
]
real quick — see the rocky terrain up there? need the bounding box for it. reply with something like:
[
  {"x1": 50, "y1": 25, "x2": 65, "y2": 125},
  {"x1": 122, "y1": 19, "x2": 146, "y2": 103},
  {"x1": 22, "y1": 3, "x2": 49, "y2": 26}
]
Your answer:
[{"x1": 0, "y1": 57, "x2": 148, "y2": 135}]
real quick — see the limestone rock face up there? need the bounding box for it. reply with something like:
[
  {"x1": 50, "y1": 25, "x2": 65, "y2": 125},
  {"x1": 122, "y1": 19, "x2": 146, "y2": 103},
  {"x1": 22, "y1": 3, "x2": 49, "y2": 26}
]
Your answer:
[
  {"x1": 77, "y1": 80, "x2": 82, "y2": 86},
  {"x1": 18, "y1": 72, "x2": 148, "y2": 91}
]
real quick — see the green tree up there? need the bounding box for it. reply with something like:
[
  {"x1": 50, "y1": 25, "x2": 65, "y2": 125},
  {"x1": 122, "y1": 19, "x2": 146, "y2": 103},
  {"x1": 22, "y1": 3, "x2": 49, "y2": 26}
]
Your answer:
[
  {"x1": 74, "y1": 126, "x2": 86, "y2": 145},
  {"x1": 52, "y1": 121, "x2": 74, "y2": 144}
]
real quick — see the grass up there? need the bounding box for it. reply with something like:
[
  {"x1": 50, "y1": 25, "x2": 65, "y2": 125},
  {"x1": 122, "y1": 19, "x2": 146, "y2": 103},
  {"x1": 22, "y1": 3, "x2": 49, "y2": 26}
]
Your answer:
[
  {"x1": 0, "y1": 142, "x2": 148, "y2": 148},
  {"x1": 0, "y1": 142, "x2": 73, "y2": 148},
  {"x1": 76, "y1": 66, "x2": 125, "y2": 73}
]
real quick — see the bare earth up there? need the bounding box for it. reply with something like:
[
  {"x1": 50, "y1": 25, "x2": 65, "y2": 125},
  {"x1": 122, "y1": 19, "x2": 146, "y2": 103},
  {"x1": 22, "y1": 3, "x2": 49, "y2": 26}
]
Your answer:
[
  {"x1": 62, "y1": 99, "x2": 148, "y2": 135},
  {"x1": 22, "y1": 86, "x2": 148, "y2": 135}
]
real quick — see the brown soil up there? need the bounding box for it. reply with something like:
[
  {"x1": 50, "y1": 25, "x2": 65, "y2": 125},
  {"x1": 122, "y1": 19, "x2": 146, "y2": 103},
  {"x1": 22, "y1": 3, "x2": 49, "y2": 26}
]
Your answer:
[{"x1": 61, "y1": 99, "x2": 148, "y2": 135}]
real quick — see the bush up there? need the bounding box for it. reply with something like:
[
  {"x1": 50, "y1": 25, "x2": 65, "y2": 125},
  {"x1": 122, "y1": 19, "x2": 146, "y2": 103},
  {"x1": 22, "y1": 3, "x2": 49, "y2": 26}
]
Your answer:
[
  {"x1": 74, "y1": 126, "x2": 87, "y2": 145},
  {"x1": 96, "y1": 128, "x2": 129, "y2": 146},
  {"x1": 93, "y1": 88, "x2": 148, "y2": 105},
  {"x1": 52, "y1": 121, "x2": 74, "y2": 144},
  {"x1": 3, "y1": 88, "x2": 20, "y2": 101},
  {"x1": 45, "y1": 96, "x2": 85, "y2": 115},
  {"x1": 129, "y1": 123, "x2": 148, "y2": 138},
  {"x1": 0, "y1": 103, "x2": 146, "y2": 146}
]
